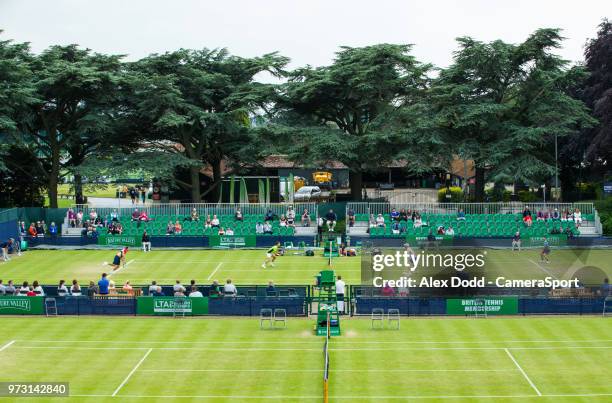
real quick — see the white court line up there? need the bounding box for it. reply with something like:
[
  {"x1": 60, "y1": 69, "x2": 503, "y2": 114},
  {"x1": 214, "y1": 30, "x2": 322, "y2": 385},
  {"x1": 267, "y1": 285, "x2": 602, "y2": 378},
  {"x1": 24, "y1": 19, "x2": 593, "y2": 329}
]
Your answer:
[
  {"x1": 10, "y1": 345, "x2": 612, "y2": 351},
  {"x1": 207, "y1": 262, "x2": 223, "y2": 280},
  {"x1": 108, "y1": 259, "x2": 135, "y2": 277},
  {"x1": 112, "y1": 348, "x2": 152, "y2": 397},
  {"x1": 505, "y1": 348, "x2": 542, "y2": 396},
  {"x1": 66, "y1": 393, "x2": 612, "y2": 399},
  {"x1": 0, "y1": 340, "x2": 15, "y2": 352},
  {"x1": 17, "y1": 339, "x2": 612, "y2": 345},
  {"x1": 527, "y1": 258, "x2": 559, "y2": 279},
  {"x1": 140, "y1": 368, "x2": 514, "y2": 373}
]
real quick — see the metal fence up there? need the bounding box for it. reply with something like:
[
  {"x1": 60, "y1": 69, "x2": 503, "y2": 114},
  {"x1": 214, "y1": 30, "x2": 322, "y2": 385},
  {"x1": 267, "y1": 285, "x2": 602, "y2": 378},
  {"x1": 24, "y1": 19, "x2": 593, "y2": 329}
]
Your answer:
[
  {"x1": 347, "y1": 202, "x2": 595, "y2": 216},
  {"x1": 71, "y1": 203, "x2": 318, "y2": 221}
]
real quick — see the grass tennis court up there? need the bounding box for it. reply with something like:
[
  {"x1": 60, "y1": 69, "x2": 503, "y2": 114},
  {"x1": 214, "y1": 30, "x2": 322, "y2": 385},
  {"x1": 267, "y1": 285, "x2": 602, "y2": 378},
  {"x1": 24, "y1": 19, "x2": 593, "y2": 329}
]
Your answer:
[
  {"x1": 0, "y1": 316, "x2": 610, "y2": 402},
  {"x1": 1, "y1": 248, "x2": 611, "y2": 286}
]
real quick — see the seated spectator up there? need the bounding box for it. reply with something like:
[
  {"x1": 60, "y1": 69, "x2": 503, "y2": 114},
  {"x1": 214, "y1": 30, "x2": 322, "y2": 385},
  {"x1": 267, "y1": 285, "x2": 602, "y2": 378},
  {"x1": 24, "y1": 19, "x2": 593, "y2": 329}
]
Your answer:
[
  {"x1": 224, "y1": 279, "x2": 237, "y2": 296},
  {"x1": 189, "y1": 208, "x2": 200, "y2": 222},
  {"x1": 376, "y1": 214, "x2": 385, "y2": 228},
  {"x1": 266, "y1": 281, "x2": 276, "y2": 295},
  {"x1": 94, "y1": 216, "x2": 103, "y2": 227},
  {"x1": 173, "y1": 280, "x2": 186, "y2": 296},
  {"x1": 522, "y1": 206, "x2": 532, "y2": 218},
  {"x1": 369, "y1": 214, "x2": 377, "y2": 228},
  {"x1": 544, "y1": 210, "x2": 551, "y2": 221},
  {"x1": 166, "y1": 221, "x2": 174, "y2": 235},
  {"x1": 536, "y1": 211, "x2": 544, "y2": 221},
  {"x1": 286, "y1": 206, "x2": 295, "y2": 227},
  {"x1": 18, "y1": 281, "x2": 29, "y2": 296},
  {"x1": 110, "y1": 209, "x2": 119, "y2": 222},
  {"x1": 28, "y1": 223, "x2": 37, "y2": 239},
  {"x1": 390, "y1": 208, "x2": 400, "y2": 222},
  {"x1": 171, "y1": 220, "x2": 180, "y2": 235},
  {"x1": 255, "y1": 222, "x2": 264, "y2": 234},
  {"x1": 123, "y1": 280, "x2": 134, "y2": 295},
  {"x1": 87, "y1": 281, "x2": 98, "y2": 297},
  {"x1": 347, "y1": 209, "x2": 355, "y2": 227},
  {"x1": 391, "y1": 221, "x2": 401, "y2": 234},
  {"x1": 445, "y1": 226, "x2": 455, "y2": 236},
  {"x1": 523, "y1": 214, "x2": 533, "y2": 227},
  {"x1": 211, "y1": 215, "x2": 220, "y2": 228},
  {"x1": 152, "y1": 286, "x2": 164, "y2": 296},
  {"x1": 32, "y1": 280, "x2": 44, "y2": 296},
  {"x1": 399, "y1": 209, "x2": 408, "y2": 222},
  {"x1": 57, "y1": 280, "x2": 69, "y2": 296},
  {"x1": 218, "y1": 227, "x2": 225, "y2": 236},
  {"x1": 552, "y1": 208, "x2": 560, "y2": 220},
  {"x1": 5, "y1": 280, "x2": 16, "y2": 295},
  {"x1": 148, "y1": 280, "x2": 158, "y2": 295},
  {"x1": 204, "y1": 215, "x2": 212, "y2": 228},
  {"x1": 263, "y1": 222, "x2": 272, "y2": 234},
  {"x1": 70, "y1": 279, "x2": 81, "y2": 296},
  {"x1": 139, "y1": 210, "x2": 150, "y2": 223},
  {"x1": 68, "y1": 208, "x2": 77, "y2": 227},
  {"x1": 131, "y1": 209, "x2": 140, "y2": 221},
  {"x1": 115, "y1": 222, "x2": 123, "y2": 235},
  {"x1": 189, "y1": 286, "x2": 204, "y2": 297},
  {"x1": 564, "y1": 226, "x2": 575, "y2": 239},
  {"x1": 574, "y1": 208, "x2": 582, "y2": 226},
  {"x1": 225, "y1": 227, "x2": 234, "y2": 236},
  {"x1": 457, "y1": 209, "x2": 466, "y2": 220},
  {"x1": 427, "y1": 230, "x2": 436, "y2": 242},
  {"x1": 89, "y1": 209, "x2": 98, "y2": 222},
  {"x1": 97, "y1": 273, "x2": 110, "y2": 295},
  {"x1": 26, "y1": 286, "x2": 36, "y2": 297},
  {"x1": 35, "y1": 221, "x2": 44, "y2": 237},
  {"x1": 209, "y1": 280, "x2": 222, "y2": 298},
  {"x1": 414, "y1": 215, "x2": 423, "y2": 228},
  {"x1": 235, "y1": 208, "x2": 243, "y2": 221},
  {"x1": 381, "y1": 283, "x2": 395, "y2": 297},
  {"x1": 437, "y1": 225, "x2": 445, "y2": 235},
  {"x1": 264, "y1": 209, "x2": 275, "y2": 222},
  {"x1": 301, "y1": 209, "x2": 311, "y2": 227},
  {"x1": 279, "y1": 215, "x2": 288, "y2": 227},
  {"x1": 76, "y1": 210, "x2": 84, "y2": 226}
]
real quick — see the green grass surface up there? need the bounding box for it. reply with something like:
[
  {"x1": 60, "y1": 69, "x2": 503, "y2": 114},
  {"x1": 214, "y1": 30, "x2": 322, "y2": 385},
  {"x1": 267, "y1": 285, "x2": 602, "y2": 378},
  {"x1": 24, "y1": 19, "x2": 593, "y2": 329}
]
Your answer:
[
  {"x1": 0, "y1": 248, "x2": 610, "y2": 287},
  {"x1": 0, "y1": 316, "x2": 610, "y2": 401}
]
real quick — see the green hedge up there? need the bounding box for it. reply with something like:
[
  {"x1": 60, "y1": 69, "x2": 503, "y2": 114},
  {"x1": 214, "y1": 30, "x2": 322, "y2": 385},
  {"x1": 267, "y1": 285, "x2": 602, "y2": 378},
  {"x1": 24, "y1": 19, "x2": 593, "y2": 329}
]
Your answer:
[{"x1": 438, "y1": 187, "x2": 464, "y2": 202}]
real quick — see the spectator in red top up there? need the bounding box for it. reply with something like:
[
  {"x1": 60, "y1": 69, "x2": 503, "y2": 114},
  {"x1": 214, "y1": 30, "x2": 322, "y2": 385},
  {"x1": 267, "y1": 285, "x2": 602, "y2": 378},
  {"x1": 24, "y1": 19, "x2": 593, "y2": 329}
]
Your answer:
[
  {"x1": 381, "y1": 284, "x2": 395, "y2": 297},
  {"x1": 26, "y1": 286, "x2": 36, "y2": 296},
  {"x1": 131, "y1": 209, "x2": 140, "y2": 221},
  {"x1": 28, "y1": 223, "x2": 37, "y2": 239}
]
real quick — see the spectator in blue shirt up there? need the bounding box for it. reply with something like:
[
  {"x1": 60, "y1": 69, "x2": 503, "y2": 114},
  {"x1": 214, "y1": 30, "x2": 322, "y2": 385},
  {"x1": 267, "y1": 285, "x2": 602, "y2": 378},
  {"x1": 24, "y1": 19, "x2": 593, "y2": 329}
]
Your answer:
[
  {"x1": 390, "y1": 208, "x2": 400, "y2": 222},
  {"x1": 325, "y1": 209, "x2": 337, "y2": 232},
  {"x1": 49, "y1": 222, "x2": 58, "y2": 239},
  {"x1": 98, "y1": 273, "x2": 110, "y2": 295}
]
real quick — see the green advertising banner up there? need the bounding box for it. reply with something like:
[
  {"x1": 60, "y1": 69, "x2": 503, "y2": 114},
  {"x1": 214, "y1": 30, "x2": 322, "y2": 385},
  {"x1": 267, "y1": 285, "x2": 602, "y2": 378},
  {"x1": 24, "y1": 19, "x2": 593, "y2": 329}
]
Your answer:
[
  {"x1": 208, "y1": 235, "x2": 256, "y2": 248},
  {"x1": 524, "y1": 235, "x2": 567, "y2": 247},
  {"x1": 136, "y1": 297, "x2": 208, "y2": 316},
  {"x1": 0, "y1": 296, "x2": 44, "y2": 315},
  {"x1": 446, "y1": 297, "x2": 518, "y2": 315},
  {"x1": 98, "y1": 235, "x2": 141, "y2": 247}
]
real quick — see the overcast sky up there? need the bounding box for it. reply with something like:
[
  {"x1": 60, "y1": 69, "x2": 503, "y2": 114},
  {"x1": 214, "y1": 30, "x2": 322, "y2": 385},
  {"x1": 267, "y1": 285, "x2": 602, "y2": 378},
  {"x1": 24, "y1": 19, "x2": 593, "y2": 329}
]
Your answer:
[{"x1": 1, "y1": 0, "x2": 610, "y2": 70}]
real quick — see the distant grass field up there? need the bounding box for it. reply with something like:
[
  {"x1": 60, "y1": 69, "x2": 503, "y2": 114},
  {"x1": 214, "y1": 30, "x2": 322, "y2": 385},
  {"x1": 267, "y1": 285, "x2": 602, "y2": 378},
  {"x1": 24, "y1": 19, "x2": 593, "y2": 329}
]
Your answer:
[
  {"x1": 0, "y1": 248, "x2": 610, "y2": 287},
  {"x1": 0, "y1": 316, "x2": 610, "y2": 401}
]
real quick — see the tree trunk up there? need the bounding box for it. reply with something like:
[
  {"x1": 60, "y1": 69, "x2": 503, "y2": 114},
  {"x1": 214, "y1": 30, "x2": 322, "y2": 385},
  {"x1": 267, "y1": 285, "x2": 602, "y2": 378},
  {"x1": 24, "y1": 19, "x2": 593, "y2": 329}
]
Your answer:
[
  {"x1": 349, "y1": 169, "x2": 363, "y2": 201},
  {"x1": 189, "y1": 166, "x2": 201, "y2": 202},
  {"x1": 212, "y1": 159, "x2": 222, "y2": 202},
  {"x1": 474, "y1": 165, "x2": 485, "y2": 202},
  {"x1": 47, "y1": 144, "x2": 61, "y2": 208},
  {"x1": 74, "y1": 174, "x2": 84, "y2": 204}
]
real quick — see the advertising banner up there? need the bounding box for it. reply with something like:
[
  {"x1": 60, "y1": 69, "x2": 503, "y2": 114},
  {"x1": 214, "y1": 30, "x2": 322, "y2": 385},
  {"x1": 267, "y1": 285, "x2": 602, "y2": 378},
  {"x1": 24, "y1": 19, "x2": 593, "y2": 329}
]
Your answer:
[
  {"x1": 208, "y1": 235, "x2": 256, "y2": 248},
  {"x1": 446, "y1": 297, "x2": 518, "y2": 315},
  {"x1": 136, "y1": 297, "x2": 208, "y2": 316},
  {"x1": 0, "y1": 296, "x2": 44, "y2": 315},
  {"x1": 98, "y1": 235, "x2": 141, "y2": 247}
]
